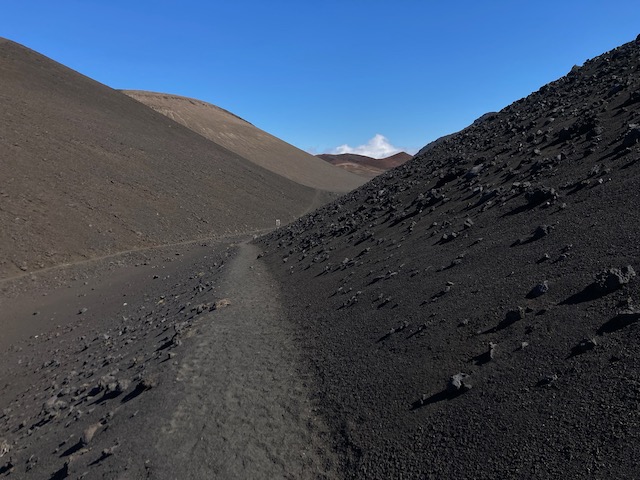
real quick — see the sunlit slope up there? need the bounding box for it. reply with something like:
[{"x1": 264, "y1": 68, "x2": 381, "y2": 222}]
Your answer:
[
  {"x1": 124, "y1": 90, "x2": 366, "y2": 193},
  {"x1": 0, "y1": 38, "x2": 319, "y2": 278}
]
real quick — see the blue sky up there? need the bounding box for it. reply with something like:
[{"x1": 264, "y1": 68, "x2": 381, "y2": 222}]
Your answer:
[{"x1": 2, "y1": 1, "x2": 639, "y2": 157}]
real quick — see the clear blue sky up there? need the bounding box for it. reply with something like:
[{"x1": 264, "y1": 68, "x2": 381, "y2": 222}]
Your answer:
[{"x1": 2, "y1": 1, "x2": 639, "y2": 157}]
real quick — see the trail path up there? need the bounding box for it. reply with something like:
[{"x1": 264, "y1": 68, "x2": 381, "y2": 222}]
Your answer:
[
  {"x1": 154, "y1": 241, "x2": 338, "y2": 479},
  {"x1": 0, "y1": 229, "x2": 271, "y2": 285}
]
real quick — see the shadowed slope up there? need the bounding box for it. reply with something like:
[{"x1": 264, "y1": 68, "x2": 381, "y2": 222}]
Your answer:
[
  {"x1": 123, "y1": 90, "x2": 367, "y2": 193},
  {"x1": 0, "y1": 38, "x2": 319, "y2": 279},
  {"x1": 258, "y1": 36, "x2": 640, "y2": 478}
]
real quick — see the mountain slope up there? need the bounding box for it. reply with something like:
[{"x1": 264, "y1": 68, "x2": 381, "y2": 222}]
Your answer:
[
  {"x1": 257, "y1": 36, "x2": 640, "y2": 478},
  {"x1": 123, "y1": 90, "x2": 366, "y2": 193},
  {"x1": 0, "y1": 38, "x2": 322, "y2": 279}
]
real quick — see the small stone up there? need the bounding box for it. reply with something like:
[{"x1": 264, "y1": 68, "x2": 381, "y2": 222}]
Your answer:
[
  {"x1": 447, "y1": 373, "x2": 472, "y2": 393},
  {"x1": 82, "y1": 423, "x2": 101, "y2": 445},
  {"x1": 0, "y1": 439, "x2": 10, "y2": 458},
  {"x1": 622, "y1": 126, "x2": 640, "y2": 148},
  {"x1": 101, "y1": 445, "x2": 118, "y2": 458},
  {"x1": 533, "y1": 224, "x2": 553, "y2": 239},
  {"x1": 525, "y1": 186, "x2": 557, "y2": 206},
  {"x1": 537, "y1": 374, "x2": 558, "y2": 388},
  {"x1": 595, "y1": 265, "x2": 636, "y2": 294},
  {"x1": 211, "y1": 299, "x2": 231, "y2": 310},
  {"x1": 139, "y1": 377, "x2": 157, "y2": 391},
  {"x1": 574, "y1": 338, "x2": 597, "y2": 355},
  {"x1": 441, "y1": 232, "x2": 458, "y2": 243},
  {"x1": 78, "y1": 308, "x2": 88, "y2": 315},
  {"x1": 528, "y1": 281, "x2": 549, "y2": 298}
]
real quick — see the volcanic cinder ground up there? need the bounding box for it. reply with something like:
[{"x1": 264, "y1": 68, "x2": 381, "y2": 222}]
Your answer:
[{"x1": 1, "y1": 35, "x2": 640, "y2": 479}]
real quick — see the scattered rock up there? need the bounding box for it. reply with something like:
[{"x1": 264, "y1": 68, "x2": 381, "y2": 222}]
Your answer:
[
  {"x1": 532, "y1": 224, "x2": 553, "y2": 240},
  {"x1": 447, "y1": 373, "x2": 472, "y2": 393},
  {"x1": 594, "y1": 265, "x2": 636, "y2": 294},
  {"x1": 621, "y1": 125, "x2": 640, "y2": 148},
  {"x1": 493, "y1": 307, "x2": 526, "y2": 331},
  {"x1": 81, "y1": 423, "x2": 101, "y2": 446},
  {"x1": 537, "y1": 374, "x2": 558, "y2": 388},
  {"x1": 212, "y1": 298, "x2": 231, "y2": 310},
  {"x1": 527, "y1": 281, "x2": 549, "y2": 299},
  {"x1": 0, "y1": 439, "x2": 9, "y2": 458},
  {"x1": 139, "y1": 376, "x2": 157, "y2": 391},
  {"x1": 525, "y1": 186, "x2": 558, "y2": 206},
  {"x1": 440, "y1": 232, "x2": 458, "y2": 243},
  {"x1": 572, "y1": 338, "x2": 597, "y2": 356},
  {"x1": 488, "y1": 342, "x2": 497, "y2": 360}
]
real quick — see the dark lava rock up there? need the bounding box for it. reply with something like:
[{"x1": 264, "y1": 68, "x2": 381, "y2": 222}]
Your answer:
[
  {"x1": 594, "y1": 265, "x2": 636, "y2": 294},
  {"x1": 572, "y1": 338, "x2": 597, "y2": 356},
  {"x1": 532, "y1": 224, "x2": 553, "y2": 240},
  {"x1": 527, "y1": 281, "x2": 549, "y2": 299},
  {"x1": 597, "y1": 308, "x2": 640, "y2": 334},
  {"x1": 447, "y1": 373, "x2": 472, "y2": 393},
  {"x1": 525, "y1": 186, "x2": 557, "y2": 206},
  {"x1": 621, "y1": 125, "x2": 640, "y2": 148},
  {"x1": 537, "y1": 374, "x2": 558, "y2": 388}
]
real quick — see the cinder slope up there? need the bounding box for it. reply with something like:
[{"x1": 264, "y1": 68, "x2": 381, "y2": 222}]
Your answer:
[
  {"x1": 123, "y1": 90, "x2": 367, "y2": 193},
  {"x1": 0, "y1": 38, "x2": 319, "y2": 279},
  {"x1": 258, "y1": 37, "x2": 640, "y2": 478}
]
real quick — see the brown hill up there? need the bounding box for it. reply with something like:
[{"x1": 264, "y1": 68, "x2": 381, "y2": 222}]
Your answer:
[
  {"x1": 123, "y1": 90, "x2": 366, "y2": 193},
  {"x1": 0, "y1": 38, "x2": 327, "y2": 279},
  {"x1": 258, "y1": 36, "x2": 640, "y2": 477},
  {"x1": 318, "y1": 151, "x2": 412, "y2": 178}
]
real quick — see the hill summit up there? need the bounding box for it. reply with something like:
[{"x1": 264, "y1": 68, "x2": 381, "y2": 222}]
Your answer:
[
  {"x1": 123, "y1": 90, "x2": 366, "y2": 192},
  {"x1": 0, "y1": 39, "x2": 359, "y2": 279}
]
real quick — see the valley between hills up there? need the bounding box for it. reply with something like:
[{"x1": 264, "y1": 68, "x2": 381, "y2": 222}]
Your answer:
[{"x1": 1, "y1": 35, "x2": 640, "y2": 479}]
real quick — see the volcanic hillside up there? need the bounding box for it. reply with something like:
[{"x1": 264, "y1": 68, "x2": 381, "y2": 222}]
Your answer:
[
  {"x1": 258, "y1": 36, "x2": 640, "y2": 478},
  {"x1": 123, "y1": 90, "x2": 366, "y2": 192},
  {"x1": 318, "y1": 151, "x2": 413, "y2": 178},
  {"x1": 0, "y1": 38, "x2": 335, "y2": 279}
]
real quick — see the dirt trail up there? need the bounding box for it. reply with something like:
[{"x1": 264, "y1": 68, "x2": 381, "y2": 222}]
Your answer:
[
  {"x1": 153, "y1": 242, "x2": 339, "y2": 479},
  {"x1": 0, "y1": 229, "x2": 271, "y2": 285}
]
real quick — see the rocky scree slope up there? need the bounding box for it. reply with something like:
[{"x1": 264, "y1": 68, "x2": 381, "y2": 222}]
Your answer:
[
  {"x1": 0, "y1": 239, "x2": 238, "y2": 478},
  {"x1": 257, "y1": 37, "x2": 640, "y2": 478}
]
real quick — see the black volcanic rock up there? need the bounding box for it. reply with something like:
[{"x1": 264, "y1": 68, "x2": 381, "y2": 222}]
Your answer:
[{"x1": 257, "y1": 36, "x2": 640, "y2": 478}]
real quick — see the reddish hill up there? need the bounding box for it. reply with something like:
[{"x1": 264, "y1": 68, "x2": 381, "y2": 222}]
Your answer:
[{"x1": 318, "y1": 151, "x2": 413, "y2": 178}]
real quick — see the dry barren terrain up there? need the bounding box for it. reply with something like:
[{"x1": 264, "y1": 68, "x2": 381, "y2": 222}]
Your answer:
[
  {"x1": 123, "y1": 91, "x2": 366, "y2": 193},
  {"x1": 2, "y1": 34, "x2": 640, "y2": 480}
]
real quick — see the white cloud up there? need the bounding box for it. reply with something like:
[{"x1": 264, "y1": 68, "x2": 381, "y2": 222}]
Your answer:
[{"x1": 331, "y1": 134, "x2": 402, "y2": 159}]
